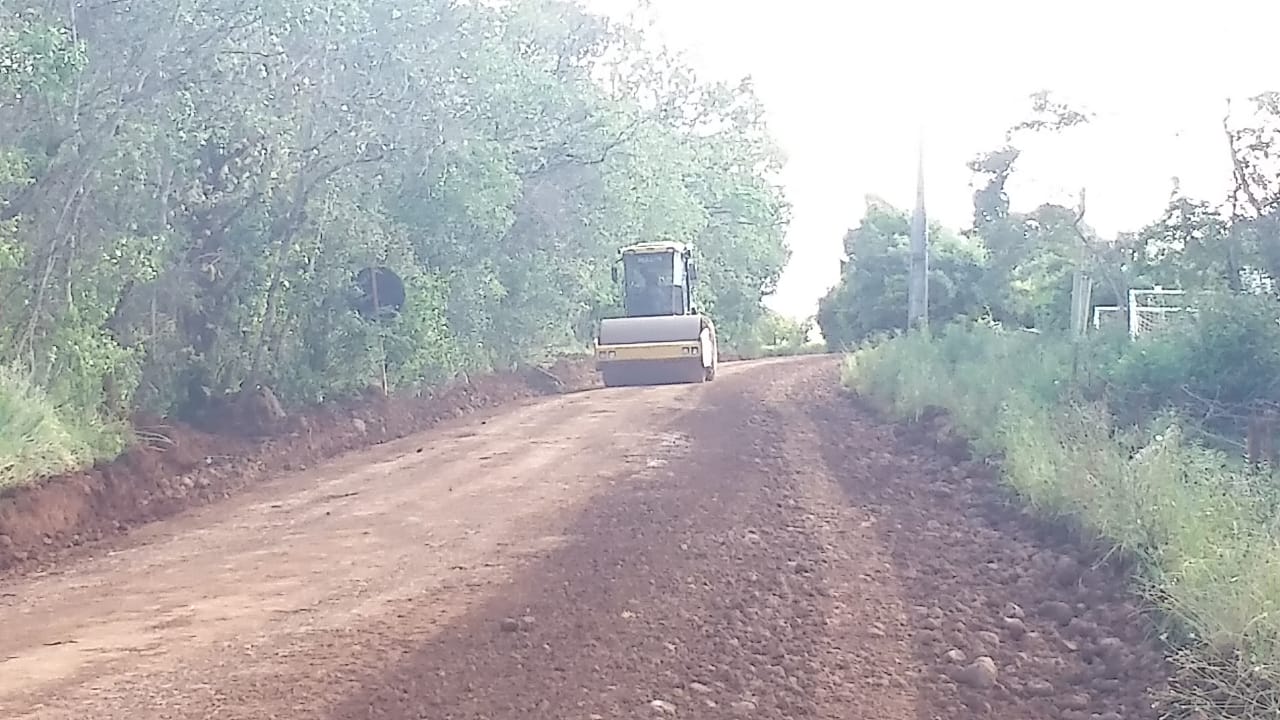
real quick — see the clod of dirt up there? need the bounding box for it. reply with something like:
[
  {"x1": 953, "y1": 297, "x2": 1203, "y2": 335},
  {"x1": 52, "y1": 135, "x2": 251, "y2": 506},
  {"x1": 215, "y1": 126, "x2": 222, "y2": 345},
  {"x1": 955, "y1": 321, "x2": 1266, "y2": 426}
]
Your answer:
[
  {"x1": 1090, "y1": 635, "x2": 1127, "y2": 664},
  {"x1": 1002, "y1": 601, "x2": 1025, "y2": 618},
  {"x1": 1001, "y1": 616, "x2": 1027, "y2": 638},
  {"x1": 974, "y1": 630, "x2": 1000, "y2": 649},
  {"x1": 1053, "y1": 556, "x2": 1080, "y2": 586},
  {"x1": 649, "y1": 698, "x2": 677, "y2": 714},
  {"x1": 1023, "y1": 678, "x2": 1054, "y2": 696},
  {"x1": 1058, "y1": 692, "x2": 1090, "y2": 710},
  {"x1": 1065, "y1": 616, "x2": 1098, "y2": 640},
  {"x1": 498, "y1": 618, "x2": 521, "y2": 632},
  {"x1": 729, "y1": 700, "x2": 757, "y2": 715},
  {"x1": 1041, "y1": 600, "x2": 1075, "y2": 624},
  {"x1": 953, "y1": 656, "x2": 998, "y2": 689},
  {"x1": 688, "y1": 681, "x2": 713, "y2": 695},
  {"x1": 1054, "y1": 630, "x2": 1081, "y2": 652},
  {"x1": 942, "y1": 648, "x2": 967, "y2": 664}
]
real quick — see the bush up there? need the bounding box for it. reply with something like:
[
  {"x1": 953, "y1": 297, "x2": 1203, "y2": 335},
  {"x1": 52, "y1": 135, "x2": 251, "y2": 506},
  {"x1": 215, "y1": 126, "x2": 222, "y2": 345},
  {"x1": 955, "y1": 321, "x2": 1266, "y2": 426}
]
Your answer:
[
  {"x1": 843, "y1": 322, "x2": 1280, "y2": 719},
  {"x1": 0, "y1": 366, "x2": 126, "y2": 491},
  {"x1": 1108, "y1": 293, "x2": 1280, "y2": 433}
]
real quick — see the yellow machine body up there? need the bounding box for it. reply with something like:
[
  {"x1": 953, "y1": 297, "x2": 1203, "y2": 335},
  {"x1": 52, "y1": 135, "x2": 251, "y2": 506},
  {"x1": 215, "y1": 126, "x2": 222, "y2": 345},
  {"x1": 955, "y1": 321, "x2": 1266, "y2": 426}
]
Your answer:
[{"x1": 594, "y1": 241, "x2": 718, "y2": 387}]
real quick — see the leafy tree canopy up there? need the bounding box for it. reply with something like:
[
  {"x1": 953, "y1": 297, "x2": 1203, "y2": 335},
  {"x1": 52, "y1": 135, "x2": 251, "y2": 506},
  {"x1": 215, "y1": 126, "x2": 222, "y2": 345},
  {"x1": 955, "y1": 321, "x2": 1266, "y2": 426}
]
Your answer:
[{"x1": 0, "y1": 0, "x2": 791, "y2": 430}]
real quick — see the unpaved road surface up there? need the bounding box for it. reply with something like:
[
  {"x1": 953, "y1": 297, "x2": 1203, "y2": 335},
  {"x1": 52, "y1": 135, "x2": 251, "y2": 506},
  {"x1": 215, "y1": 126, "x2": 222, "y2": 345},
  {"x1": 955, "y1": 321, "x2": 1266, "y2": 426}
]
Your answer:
[{"x1": 0, "y1": 356, "x2": 1167, "y2": 719}]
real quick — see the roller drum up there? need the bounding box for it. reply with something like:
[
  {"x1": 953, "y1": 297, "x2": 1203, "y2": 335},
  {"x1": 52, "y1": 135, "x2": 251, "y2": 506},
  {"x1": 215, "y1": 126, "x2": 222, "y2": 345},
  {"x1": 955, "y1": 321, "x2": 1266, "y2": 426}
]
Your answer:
[{"x1": 597, "y1": 315, "x2": 703, "y2": 344}]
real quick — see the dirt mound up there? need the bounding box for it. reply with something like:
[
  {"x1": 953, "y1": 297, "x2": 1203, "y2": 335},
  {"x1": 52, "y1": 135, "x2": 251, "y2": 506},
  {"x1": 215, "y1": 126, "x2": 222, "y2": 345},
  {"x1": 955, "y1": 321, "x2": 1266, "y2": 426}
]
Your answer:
[
  {"x1": 530, "y1": 354, "x2": 602, "y2": 393},
  {"x1": 810, "y1": 391, "x2": 1171, "y2": 719},
  {"x1": 0, "y1": 360, "x2": 600, "y2": 576}
]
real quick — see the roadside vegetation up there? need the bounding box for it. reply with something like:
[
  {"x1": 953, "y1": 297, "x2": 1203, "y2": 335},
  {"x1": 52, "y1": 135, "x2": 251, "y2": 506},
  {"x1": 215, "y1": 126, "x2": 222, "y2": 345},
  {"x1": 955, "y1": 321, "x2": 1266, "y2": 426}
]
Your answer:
[
  {"x1": 829, "y1": 92, "x2": 1280, "y2": 719},
  {"x1": 0, "y1": 367, "x2": 127, "y2": 491},
  {"x1": 733, "y1": 309, "x2": 824, "y2": 359},
  {"x1": 0, "y1": 0, "x2": 793, "y2": 486}
]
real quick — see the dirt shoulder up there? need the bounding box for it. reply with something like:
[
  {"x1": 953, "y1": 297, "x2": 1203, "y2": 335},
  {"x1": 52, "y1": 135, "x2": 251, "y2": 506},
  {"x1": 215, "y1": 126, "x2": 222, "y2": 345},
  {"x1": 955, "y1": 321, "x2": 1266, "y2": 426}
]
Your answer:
[
  {"x1": 0, "y1": 357, "x2": 600, "y2": 576},
  {"x1": 806, "y1": 385, "x2": 1172, "y2": 719}
]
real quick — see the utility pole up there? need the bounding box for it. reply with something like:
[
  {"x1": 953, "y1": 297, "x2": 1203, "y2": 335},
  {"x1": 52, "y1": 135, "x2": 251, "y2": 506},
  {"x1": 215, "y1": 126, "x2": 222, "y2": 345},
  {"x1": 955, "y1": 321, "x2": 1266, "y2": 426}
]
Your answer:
[
  {"x1": 1068, "y1": 188, "x2": 1094, "y2": 340},
  {"x1": 907, "y1": 136, "x2": 929, "y2": 330}
]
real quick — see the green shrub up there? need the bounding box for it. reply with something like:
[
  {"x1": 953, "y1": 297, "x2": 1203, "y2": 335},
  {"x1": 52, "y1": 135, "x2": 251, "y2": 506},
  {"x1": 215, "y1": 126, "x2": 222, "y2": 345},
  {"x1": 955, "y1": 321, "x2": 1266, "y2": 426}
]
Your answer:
[
  {"x1": 1108, "y1": 292, "x2": 1280, "y2": 426},
  {"x1": 843, "y1": 322, "x2": 1280, "y2": 719},
  {"x1": 0, "y1": 366, "x2": 126, "y2": 490}
]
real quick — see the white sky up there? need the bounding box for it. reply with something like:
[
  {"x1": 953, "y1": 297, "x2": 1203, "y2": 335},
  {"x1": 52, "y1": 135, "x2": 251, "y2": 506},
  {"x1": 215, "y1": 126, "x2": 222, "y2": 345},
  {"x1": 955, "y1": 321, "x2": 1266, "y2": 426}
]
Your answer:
[{"x1": 583, "y1": 0, "x2": 1280, "y2": 319}]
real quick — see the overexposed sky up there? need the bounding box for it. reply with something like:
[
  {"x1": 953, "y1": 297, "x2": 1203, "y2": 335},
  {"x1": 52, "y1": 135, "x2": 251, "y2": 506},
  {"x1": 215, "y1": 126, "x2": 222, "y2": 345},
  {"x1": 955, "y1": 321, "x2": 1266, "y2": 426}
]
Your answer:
[{"x1": 583, "y1": 0, "x2": 1279, "y2": 319}]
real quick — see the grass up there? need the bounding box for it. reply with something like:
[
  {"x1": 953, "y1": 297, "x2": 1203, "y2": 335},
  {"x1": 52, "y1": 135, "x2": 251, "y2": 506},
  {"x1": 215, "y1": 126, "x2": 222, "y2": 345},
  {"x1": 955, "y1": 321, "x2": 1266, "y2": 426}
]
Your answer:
[
  {"x1": 0, "y1": 365, "x2": 127, "y2": 491},
  {"x1": 842, "y1": 321, "x2": 1280, "y2": 720}
]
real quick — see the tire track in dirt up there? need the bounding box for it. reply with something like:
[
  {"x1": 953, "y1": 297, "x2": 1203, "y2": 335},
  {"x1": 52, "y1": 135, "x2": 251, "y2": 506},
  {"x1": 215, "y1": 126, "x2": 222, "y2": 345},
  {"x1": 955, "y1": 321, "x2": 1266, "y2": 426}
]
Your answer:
[{"x1": 752, "y1": 367, "x2": 918, "y2": 719}]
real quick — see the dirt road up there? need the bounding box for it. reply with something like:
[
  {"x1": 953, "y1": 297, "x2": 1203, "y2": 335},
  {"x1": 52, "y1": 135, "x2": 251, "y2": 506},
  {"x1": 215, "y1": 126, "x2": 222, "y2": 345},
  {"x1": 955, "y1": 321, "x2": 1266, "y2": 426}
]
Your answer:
[{"x1": 0, "y1": 356, "x2": 1167, "y2": 719}]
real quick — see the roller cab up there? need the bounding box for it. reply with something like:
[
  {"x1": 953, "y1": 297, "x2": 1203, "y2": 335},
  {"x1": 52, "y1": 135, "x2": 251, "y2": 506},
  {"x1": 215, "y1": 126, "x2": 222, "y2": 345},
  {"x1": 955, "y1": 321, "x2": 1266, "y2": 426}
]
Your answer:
[{"x1": 594, "y1": 241, "x2": 718, "y2": 387}]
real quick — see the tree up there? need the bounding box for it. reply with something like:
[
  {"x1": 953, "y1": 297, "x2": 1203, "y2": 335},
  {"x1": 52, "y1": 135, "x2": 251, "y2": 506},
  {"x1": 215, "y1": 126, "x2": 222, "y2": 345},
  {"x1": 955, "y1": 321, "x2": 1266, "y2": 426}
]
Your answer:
[
  {"x1": 753, "y1": 309, "x2": 813, "y2": 349},
  {"x1": 817, "y1": 197, "x2": 986, "y2": 349},
  {"x1": 963, "y1": 91, "x2": 1110, "y2": 330},
  {"x1": 0, "y1": 0, "x2": 792, "y2": 455},
  {"x1": 1133, "y1": 194, "x2": 1240, "y2": 291},
  {"x1": 1222, "y1": 93, "x2": 1280, "y2": 288}
]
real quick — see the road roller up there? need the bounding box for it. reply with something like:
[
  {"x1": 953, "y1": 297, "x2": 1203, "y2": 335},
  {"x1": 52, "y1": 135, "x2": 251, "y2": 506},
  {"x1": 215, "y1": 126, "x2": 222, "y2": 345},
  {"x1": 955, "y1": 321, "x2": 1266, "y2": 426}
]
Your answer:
[{"x1": 594, "y1": 241, "x2": 718, "y2": 387}]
